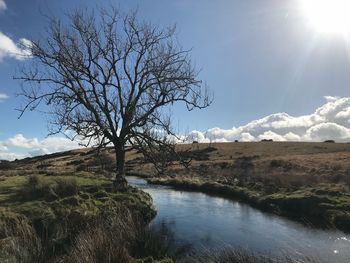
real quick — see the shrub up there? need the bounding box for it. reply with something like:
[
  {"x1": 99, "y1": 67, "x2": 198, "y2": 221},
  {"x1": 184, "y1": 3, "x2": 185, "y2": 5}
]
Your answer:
[
  {"x1": 0, "y1": 160, "x2": 14, "y2": 170},
  {"x1": 234, "y1": 156, "x2": 256, "y2": 170},
  {"x1": 76, "y1": 164, "x2": 87, "y2": 172},
  {"x1": 28, "y1": 174, "x2": 40, "y2": 186},
  {"x1": 37, "y1": 162, "x2": 50, "y2": 169},
  {"x1": 67, "y1": 159, "x2": 85, "y2": 166},
  {"x1": 218, "y1": 162, "x2": 230, "y2": 169},
  {"x1": 132, "y1": 221, "x2": 177, "y2": 260},
  {"x1": 54, "y1": 178, "x2": 79, "y2": 197},
  {"x1": 20, "y1": 175, "x2": 55, "y2": 200}
]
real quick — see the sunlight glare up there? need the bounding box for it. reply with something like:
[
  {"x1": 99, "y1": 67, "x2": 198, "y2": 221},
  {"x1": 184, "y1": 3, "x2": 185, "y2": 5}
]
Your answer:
[{"x1": 301, "y1": 0, "x2": 350, "y2": 35}]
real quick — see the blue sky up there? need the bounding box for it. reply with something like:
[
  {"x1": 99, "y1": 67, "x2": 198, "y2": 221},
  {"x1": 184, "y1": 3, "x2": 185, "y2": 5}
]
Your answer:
[{"x1": 0, "y1": 0, "x2": 350, "y2": 159}]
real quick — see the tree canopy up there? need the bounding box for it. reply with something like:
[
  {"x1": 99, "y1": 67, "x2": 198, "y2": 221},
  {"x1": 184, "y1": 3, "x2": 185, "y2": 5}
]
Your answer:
[{"x1": 17, "y1": 8, "x2": 212, "y2": 186}]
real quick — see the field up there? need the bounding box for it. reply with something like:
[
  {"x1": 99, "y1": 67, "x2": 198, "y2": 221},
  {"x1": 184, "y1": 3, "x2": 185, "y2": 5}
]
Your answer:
[
  {"x1": 1, "y1": 142, "x2": 350, "y2": 228},
  {"x1": 2, "y1": 142, "x2": 350, "y2": 230},
  {"x1": 1, "y1": 141, "x2": 350, "y2": 261},
  {"x1": 2, "y1": 142, "x2": 350, "y2": 183}
]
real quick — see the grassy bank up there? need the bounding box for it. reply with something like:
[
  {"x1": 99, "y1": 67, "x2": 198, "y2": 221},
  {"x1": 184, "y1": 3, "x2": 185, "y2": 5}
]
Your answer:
[
  {"x1": 148, "y1": 177, "x2": 350, "y2": 232},
  {"x1": 1, "y1": 142, "x2": 350, "y2": 261},
  {"x1": 132, "y1": 142, "x2": 350, "y2": 233},
  {"x1": 0, "y1": 173, "x2": 176, "y2": 262},
  {"x1": 0, "y1": 173, "x2": 324, "y2": 263}
]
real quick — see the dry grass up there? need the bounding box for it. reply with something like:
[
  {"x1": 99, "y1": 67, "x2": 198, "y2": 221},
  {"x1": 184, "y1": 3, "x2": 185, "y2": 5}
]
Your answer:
[
  {"x1": 60, "y1": 203, "x2": 136, "y2": 263},
  {"x1": 54, "y1": 177, "x2": 79, "y2": 197},
  {"x1": 2, "y1": 142, "x2": 350, "y2": 188},
  {"x1": 0, "y1": 202, "x2": 173, "y2": 263},
  {"x1": 0, "y1": 212, "x2": 42, "y2": 263},
  {"x1": 0, "y1": 172, "x2": 162, "y2": 262}
]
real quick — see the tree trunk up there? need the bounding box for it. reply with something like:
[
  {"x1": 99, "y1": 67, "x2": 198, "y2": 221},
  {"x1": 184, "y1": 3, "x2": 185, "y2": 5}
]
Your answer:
[{"x1": 114, "y1": 142, "x2": 128, "y2": 190}]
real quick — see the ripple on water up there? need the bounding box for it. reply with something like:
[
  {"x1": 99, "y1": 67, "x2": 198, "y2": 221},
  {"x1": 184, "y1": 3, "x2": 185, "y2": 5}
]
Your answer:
[{"x1": 127, "y1": 176, "x2": 350, "y2": 263}]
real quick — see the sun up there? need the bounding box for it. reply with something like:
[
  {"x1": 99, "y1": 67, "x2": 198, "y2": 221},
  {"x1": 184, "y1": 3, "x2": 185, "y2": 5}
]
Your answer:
[{"x1": 301, "y1": 0, "x2": 350, "y2": 35}]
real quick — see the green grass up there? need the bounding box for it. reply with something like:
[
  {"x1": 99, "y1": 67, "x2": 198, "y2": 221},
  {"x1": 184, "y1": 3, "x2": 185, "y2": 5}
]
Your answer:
[{"x1": 0, "y1": 173, "x2": 159, "y2": 262}]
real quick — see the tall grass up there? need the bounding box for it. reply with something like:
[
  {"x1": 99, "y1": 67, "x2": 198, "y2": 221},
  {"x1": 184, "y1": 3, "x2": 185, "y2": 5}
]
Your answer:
[
  {"x1": 20, "y1": 175, "x2": 54, "y2": 201},
  {"x1": 0, "y1": 188, "x2": 175, "y2": 262},
  {"x1": 0, "y1": 210, "x2": 324, "y2": 263},
  {"x1": 20, "y1": 175, "x2": 79, "y2": 201},
  {"x1": 1, "y1": 175, "x2": 325, "y2": 262},
  {"x1": 60, "y1": 203, "x2": 135, "y2": 263},
  {"x1": 132, "y1": 221, "x2": 177, "y2": 260},
  {"x1": 0, "y1": 212, "x2": 42, "y2": 263},
  {"x1": 54, "y1": 178, "x2": 79, "y2": 197}
]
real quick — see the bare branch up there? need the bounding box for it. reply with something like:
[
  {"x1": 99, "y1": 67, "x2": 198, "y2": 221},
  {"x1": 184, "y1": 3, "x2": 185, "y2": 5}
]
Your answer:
[{"x1": 16, "y1": 7, "x2": 212, "y2": 185}]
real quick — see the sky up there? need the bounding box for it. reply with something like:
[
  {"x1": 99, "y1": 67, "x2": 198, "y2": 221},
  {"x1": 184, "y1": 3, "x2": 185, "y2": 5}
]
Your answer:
[{"x1": 0, "y1": 0, "x2": 350, "y2": 160}]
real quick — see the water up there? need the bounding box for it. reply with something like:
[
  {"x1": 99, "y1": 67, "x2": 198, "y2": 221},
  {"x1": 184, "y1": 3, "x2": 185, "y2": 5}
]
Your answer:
[{"x1": 127, "y1": 176, "x2": 350, "y2": 262}]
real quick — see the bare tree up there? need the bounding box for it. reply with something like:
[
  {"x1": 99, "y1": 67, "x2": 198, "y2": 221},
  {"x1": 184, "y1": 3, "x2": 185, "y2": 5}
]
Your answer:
[
  {"x1": 135, "y1": 131, "x2": 193, "y2": 176},
  {"x1": 16, "y1": 8, "x2": 211, "y2": 188}
]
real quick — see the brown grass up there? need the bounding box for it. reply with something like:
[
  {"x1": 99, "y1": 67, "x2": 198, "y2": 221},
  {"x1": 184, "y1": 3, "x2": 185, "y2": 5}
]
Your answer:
[
  {"x1": 0, "y1": 212, "x2": 41, "y2": 262},
  {"x1": 2, "y1": 142, "x2": 350, "y2": 188}
]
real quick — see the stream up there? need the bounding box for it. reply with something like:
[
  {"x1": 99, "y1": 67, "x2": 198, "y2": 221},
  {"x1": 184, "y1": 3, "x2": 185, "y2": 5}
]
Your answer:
[{"x1": 127, "y1": 176, "x2": 350, "y2": 262}]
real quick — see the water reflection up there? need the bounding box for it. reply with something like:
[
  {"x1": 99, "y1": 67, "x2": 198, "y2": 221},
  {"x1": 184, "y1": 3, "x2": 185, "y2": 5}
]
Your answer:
[{"x1": 128, "y1": 176, "x2": 350, "y2": 263}]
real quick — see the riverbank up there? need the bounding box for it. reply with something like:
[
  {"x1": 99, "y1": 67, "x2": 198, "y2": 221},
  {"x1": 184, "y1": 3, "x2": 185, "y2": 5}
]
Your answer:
[
  {"x1": 147, "y1": 176, "x2": 350, "y2": 232},
  {"x1": 0, "y1": 172, "x2": 324, "y2": 263},
  {"x1": 128, "y1": 176, "x2": 350, "y2": 263},
  {"x1": 1, "y1": 141, "x2": 350, "y2": 260},
  {"x1": 0, "y1": 173, "x2": 175, "y2": 262},
  {"x1": 126, "y1": 142, "x2": 350, "y2": 233}
]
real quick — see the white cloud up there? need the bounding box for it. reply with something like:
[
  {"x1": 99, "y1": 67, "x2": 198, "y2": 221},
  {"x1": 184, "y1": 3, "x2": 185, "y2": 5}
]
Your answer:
[
  {"x1": 4, "y1": 134, "x2": 40, "y2": 148},
  {"x1": 240, "y1": 132, "x2": 255, "y2": 142},
  {"x1": 0, "y1": 32, "x2": 32, "y2": 61},
  {"x1": 0, "y1": 144, "x2": 8, "y2": 151},
  {"x1": 284, "y1": 132, "x2": 301, "y2": 141},
  {"x1": 4, "y1": 134, "x2": 81, "y2": 153},
  {"x1": 304, "y1": 123, "x2": 350, "y2": 142},
  {"x1": 1, "y1": 96, "x2": 350, "y2": 161},
  {"x1": 0, "y1": 0, "x2": 6, "y2": 12},
  {"x1": 0, "y1": 134, "x2": 82, "y2": 161},
  {"x1": 186, "y1": 96, "x2": 350, "y2": 143},
  {"x1": 257, "y1": 131, "x2": 287, "y2": 142},
  {"x1": 0, "y1": 152, "x2": 28, "y2": 161},
  {"x1": 0, "y1": 93, "x2": 9, "y2": 102},
  {"x1": 324, "y1": 96, "x2": 340, "y2": 102}
]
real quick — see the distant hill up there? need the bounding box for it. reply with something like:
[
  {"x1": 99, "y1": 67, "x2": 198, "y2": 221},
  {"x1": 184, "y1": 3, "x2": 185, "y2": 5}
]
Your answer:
[{"x1": 1, "y1": 142, "x2": 349, "y2": 184}]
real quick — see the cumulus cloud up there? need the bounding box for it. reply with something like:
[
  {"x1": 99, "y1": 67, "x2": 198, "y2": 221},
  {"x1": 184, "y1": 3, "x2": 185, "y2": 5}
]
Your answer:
[
  {"x1": 0, "y1": 135, "x2": 82, "y2": 161},
  {"x1": 0, "y1": 0, "x2": 6, "y2": 12},
  {"x1": 0, "y1": 152, "x2": 28, "y2": 161},
  {"x1": 0, "y1": 93, "x2": 9, "y2": 102},
  {"x1": 304, "y1": 123, "x2": 350, "y2": 142},
  {"x1": 186, "y1": 96, "x2": 350, "y2": 143},
  {"x1": 0, "y1": 32, "x2": 32, "y2": 61},
  {"x1": 4, "y1": 134, "x2": 40, "y2": 148},
  {"x1": 1, "y1": 96, "x2": 350, "y2": 161}
]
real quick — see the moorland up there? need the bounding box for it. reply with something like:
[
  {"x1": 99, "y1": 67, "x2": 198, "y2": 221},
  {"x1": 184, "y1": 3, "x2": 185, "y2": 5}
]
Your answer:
[{"x1": 1, "y1": 141, "x2": 350, "y2": 262}]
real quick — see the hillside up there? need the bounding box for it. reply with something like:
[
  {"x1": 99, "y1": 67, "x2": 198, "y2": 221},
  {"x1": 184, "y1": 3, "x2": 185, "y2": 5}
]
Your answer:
[
  {"x1": 1, "y1": 142, "x2": 350, "y2": 185},
  {"x1": 2, "y1": 141, "x2": 350, "y2": 232}
]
